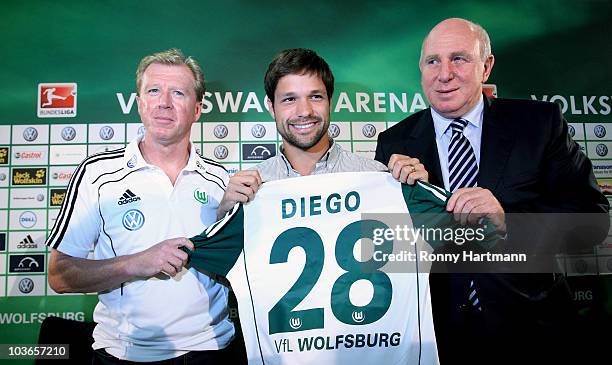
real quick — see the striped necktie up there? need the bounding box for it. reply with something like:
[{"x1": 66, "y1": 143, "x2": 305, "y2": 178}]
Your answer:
[
  {"x1": 448, "y1": 118, "x2": 478, "y2": 192},
  {"x1": 448, "y1": 118, "x2": 482, "y2": 311}
]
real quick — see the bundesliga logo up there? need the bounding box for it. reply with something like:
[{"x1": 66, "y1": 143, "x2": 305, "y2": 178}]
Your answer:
[{"x1": 37, "y1": 83, "x2": 77, "y2": 118}]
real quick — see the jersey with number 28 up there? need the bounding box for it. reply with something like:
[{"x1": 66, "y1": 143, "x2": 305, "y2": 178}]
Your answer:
[{"x1": 189, "y1": 172, "x2": 450, "y2": 364}]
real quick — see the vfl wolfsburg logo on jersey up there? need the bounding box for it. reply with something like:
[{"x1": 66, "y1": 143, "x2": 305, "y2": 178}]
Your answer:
[{"x1": 194, "y1": 188, "x2": 209, "y2": 205}]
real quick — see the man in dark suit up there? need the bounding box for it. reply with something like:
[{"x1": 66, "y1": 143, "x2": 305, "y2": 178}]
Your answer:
[{"x1": 375, "y1": 18, "x2": 609, "y2": 364}]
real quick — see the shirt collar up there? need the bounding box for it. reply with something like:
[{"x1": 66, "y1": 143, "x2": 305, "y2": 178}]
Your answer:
[
  {"x1": 278, "y1": 138, "x2": 339, "y2": 175},
  {"x1": 431, "y1": 95, "x2": 484, "y2": 136},
  {"x1": 123, "y1": 135, "x2": 203, "y2": 172}
]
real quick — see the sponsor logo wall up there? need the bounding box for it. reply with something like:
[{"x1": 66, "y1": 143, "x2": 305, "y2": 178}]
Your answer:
[
  {"x1": 1, "y1": 89, "x2": 611, "y2": 305},
  {"x1": 0, "y1": 116, "x2": 394, "y2": 300}
]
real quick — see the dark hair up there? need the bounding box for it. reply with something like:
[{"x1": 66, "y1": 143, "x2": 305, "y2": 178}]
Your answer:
[{"x1": 264, "y1": 48, "x2": 334, "y2": 103}]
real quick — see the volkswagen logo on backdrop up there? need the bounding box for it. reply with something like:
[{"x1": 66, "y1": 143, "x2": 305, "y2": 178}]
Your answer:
[
  {"x1": 18, "y1": 278, "x2": 35, "y2": 294},
  {"x1": 596, "y1": 144, "x2": 609, "y2": 157},
  {"x1": 214, "y1": 124, "x2": 229, "y2": 139},
  {"x1": 568, "y1": 125, "x2": 576, "y2": 138},
  {"x1": 99, "y1": 126, "x2": 115, "y2": 140},
  {"x1": 23, "y1": 127, "x2": 39, "y2": 142},
  {"x1": 137, "y1": 125, "x2": 146, "y2": 136},
  {"x1": 251, "y1": 124, "x2": 266, "y2": 139},
  {"x1": 214, "y1": 145, "x2": 229, "y2": 160},
  {"x1": 122, "y1": 209, "x2": 145, "y2": 231},
  {"x1": 328, "y1": 124, "x2": 340, "y2": 138},
  {"x1": 594, "y1": 125, "x2": 607, "y2": 139},
  {"x1": 61, "y1": 126, "x2": 76, "y2": 141},
  {"x1": 362, "y1": 124, "x2": 377, "y2": 138}
]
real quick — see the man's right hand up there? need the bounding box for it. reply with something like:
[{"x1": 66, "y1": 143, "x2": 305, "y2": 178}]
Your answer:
[
  {"x1": 49, "y1": 237, "x2": 195, "y2": 293},
  {"x1": 217, "y1": 170, "x2": 263, "y2": 219},
  {"x1": 128, "y1": 238, "x2": 194, "y2": 278}
]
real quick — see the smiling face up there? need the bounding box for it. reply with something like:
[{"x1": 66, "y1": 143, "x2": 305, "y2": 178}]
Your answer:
[
  {"x1": 420, "y1": 19, "x2": 494, "y2": 119},
  {"x1": 267, "y1": 72, "x2": 331, "y2": 151},
  {"x1": 137, "y1": 63, "x2": 201, "y2": 146}
]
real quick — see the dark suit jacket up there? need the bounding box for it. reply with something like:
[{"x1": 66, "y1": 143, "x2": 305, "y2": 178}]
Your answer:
[{"x1": 375, "y1": 97, "x2": 609, "y2": 363}]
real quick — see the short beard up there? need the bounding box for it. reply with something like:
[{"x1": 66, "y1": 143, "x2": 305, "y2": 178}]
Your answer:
[{"x1": 281, "y1": 116, "x2": 328, "y2": 150}]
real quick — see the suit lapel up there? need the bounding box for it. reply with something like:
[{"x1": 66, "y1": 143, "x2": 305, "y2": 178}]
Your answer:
[
  {"x1": 478, "y1": 98, "x2": 515, "y2": 193},
  {"x1": 407, "y1": 111, "x2": 444, "y2": 188}
]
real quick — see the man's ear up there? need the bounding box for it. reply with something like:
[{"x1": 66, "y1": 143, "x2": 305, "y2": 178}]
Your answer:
[
  {"x1": 482, "y1": 54, "x2": 495, "y2": 83},
  {"x1": 266, "y1": 97, "x2": 275, "y2": 120}
]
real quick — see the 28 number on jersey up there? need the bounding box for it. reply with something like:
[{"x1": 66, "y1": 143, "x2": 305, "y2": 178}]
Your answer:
[{"x1": 268, "y1": 219, "x2": 393, "y2": 334}]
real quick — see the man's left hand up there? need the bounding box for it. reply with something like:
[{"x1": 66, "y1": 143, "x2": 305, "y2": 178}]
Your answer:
[
  {"x1": 387, "y1": 154, "x2": 429, "y2": 184},
  {"x1": 447, "y1": 187, "x2": 506, "y2": 233}
]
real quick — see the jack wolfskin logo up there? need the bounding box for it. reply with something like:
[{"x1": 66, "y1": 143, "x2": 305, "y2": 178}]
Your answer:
[
  {"x1": 118, "y1": 189, "x2": 141, "y2": 205},
  {"x1": 194, "y1": 189, "x2": 209, "y2": 205}
]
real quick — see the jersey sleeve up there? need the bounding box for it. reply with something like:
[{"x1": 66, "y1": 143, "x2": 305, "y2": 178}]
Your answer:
[
  {"x1": 403, "y1": 180, "x2": 500, "y2": 249},
  {"x1": 45, "y1": 160, "x2": 101, "y2": 258},
  {"x1": 187, "y1": 203, "x2": 245, "y2": 277}
]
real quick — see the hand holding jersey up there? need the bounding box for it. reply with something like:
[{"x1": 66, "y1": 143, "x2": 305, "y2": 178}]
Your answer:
[
  {"x1": 128, "y1": 237, "x2": 194, "y2": 278},
  {"x1": 387, "y1": 154, "x2": 429, "y2": 185},
  {"x1": 218, "y1": 170, "x2": 263, "y2": 219}
]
